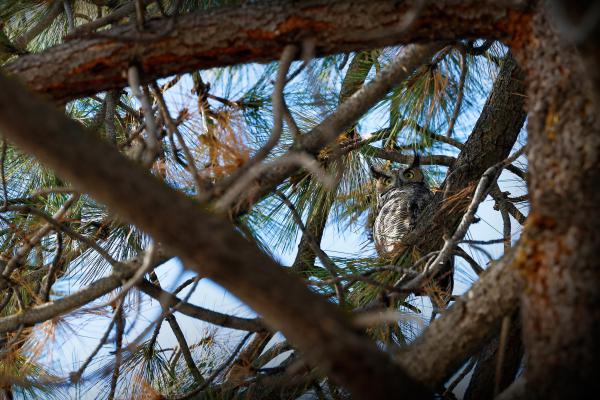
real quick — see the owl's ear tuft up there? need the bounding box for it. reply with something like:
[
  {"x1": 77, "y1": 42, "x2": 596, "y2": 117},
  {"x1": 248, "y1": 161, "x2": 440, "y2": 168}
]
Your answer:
[
  {"x1": 410, "y1": 149, "x2": 421, "y2": 169},
  {"x1": 370, "y1": 165, "x2": 389, "y2": 179}
]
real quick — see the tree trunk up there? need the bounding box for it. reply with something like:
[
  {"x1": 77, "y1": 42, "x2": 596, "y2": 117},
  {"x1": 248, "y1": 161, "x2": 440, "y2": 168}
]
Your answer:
[{"x1": 510, "y1": 9, "x2": 600, "y2": 398}]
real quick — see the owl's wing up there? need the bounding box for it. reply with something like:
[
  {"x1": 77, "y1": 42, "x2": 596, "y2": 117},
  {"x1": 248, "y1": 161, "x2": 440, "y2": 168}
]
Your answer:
[{"x1": 373, "y1": 190, "x2": 411, "y2": 255}]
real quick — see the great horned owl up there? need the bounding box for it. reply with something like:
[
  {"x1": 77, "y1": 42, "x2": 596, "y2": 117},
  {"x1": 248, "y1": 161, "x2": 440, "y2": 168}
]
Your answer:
[
  {"x1": 370, "y1": 155, "x2": 432, "y2": 256},
  {"x1": 370, "y1": 155, "x2": 454, "y2": 305}
]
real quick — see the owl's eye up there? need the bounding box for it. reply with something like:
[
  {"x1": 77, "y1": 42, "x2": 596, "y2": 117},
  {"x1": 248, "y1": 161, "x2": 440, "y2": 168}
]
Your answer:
[
  {"x1": 403, "y1": 170, "x2": 415, "y2": 179},
  {"x1": 384, "y1": 177, "x2": 393, "y2": 185}
]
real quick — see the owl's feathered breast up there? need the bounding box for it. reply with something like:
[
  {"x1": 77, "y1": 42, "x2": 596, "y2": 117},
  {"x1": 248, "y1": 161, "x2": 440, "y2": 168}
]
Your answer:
[{"x1": 373, "y1": 183, "x2": 432, "y2": 256}]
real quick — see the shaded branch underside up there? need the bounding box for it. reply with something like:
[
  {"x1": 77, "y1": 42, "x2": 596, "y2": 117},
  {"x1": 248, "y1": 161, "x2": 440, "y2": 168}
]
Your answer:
[{"x1": 5, "y1": 0, "x2": 533, "y2": 103}]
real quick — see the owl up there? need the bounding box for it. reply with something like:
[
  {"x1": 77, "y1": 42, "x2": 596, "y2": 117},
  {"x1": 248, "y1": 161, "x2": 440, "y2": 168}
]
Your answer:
[
  {"x1": 370, "y1": 156, "x2": 432, "y2": 257},
  {"x1": 370, "y1": 155, "x2": 454, "y2": 305}
]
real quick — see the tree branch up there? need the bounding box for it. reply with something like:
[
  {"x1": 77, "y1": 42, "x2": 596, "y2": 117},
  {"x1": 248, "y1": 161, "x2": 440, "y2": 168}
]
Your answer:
[
  {"x1": 0, "y1": 250, "x2": 170, "y2": 334},
  {"x1": 398, "y1": 251, "x2": 523, "y2": 388},
  {"x1": 223, "y1": 42, "x2": 444, "y2": 215},
  {"x1": 136, "y1": 279, "x2": 265, "y2": 332},
  {"x1": 6, "y1": 0, "x2": 532, "y2": 103}
]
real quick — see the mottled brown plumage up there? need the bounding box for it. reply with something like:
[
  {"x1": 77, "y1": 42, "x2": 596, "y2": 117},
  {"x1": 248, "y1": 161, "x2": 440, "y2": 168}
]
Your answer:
[{"x1": 370, "y1": 156, "x2": 432, "y2": 256}]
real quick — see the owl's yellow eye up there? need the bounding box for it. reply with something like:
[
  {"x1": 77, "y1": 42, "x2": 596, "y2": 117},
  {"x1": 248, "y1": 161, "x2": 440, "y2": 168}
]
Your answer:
[
  {"x1": 403, "y1": 170, "x2": 415, "y2": 179},
  {"x1": 384, "y1": 177, "x2": 393, "y2": 185}
]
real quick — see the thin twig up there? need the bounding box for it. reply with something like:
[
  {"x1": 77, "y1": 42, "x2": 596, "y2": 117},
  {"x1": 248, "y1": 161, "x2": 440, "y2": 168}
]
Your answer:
[
  {"x1": 123, "y1": 276, "x2": 205, "y2": 354},
  {"x1": 137, "y1": 278, "x2": 263, "y2": 332},
  {"x1": 500, "y1": 207, "x2": 512, "y2": 253},
  {"x1": 282, "y1": 97, "x2": 301, "y2": 140},
  {"x1": 40, "y1": 231, "x2": 64, "y2": 301},
  {"x1": 275, "y1": 189, "x2": 344, "y2": 305},
  {"x1": 146, "y1": 273, "x2": 198, "y2": 352},
  {"x1": 219, "y1": 45, "x2": 297, "y2": 194},
  {"x1": 99, "y1": 241, "x2": 157, "y2": 309},
  {"x1": 443, "y1": 358, "x2": 476, "y2": 397},
  {"x1": 127, "y1": 65, "x2": 159, "y2": 165},
  {"x1": 171, "y1": 332, "x2": 253, "y2": 400},
  {"x1": 150, "y1": 82, "x2": 204, "y2": 197},
  {"x1": 506, "y1": 194, "x2": 528, "y2": 203},
  {"x1": 215, "y1": 153, "x2": 335, "y2": 212},
  {"x1": 70, "y1": 301, "x2": 122, "y2": 383},
  {"x1": 490, "y1": 183, "x2": 527, "y2": 225},
  {"x1": 1, "y1": 202, "x2": 118, "y2": 270},
  {"x1": 108, "y1": 300, "x2": 125, "y2": 400},
  {"x1": 0, "y1": 194, "x2": 79, "y2": 277},
  {"x1": 0, "y1": 250, "x2": 171, "y2": 334},
  {"x1": 461, "y1": 238, "x2": 506, "y2": 245},
  {"x1": 464, "y1": 39, "x2": 495, "y2": 56},
  {"x1": 453, "y1": 247, "x2": 483, "y2": 275},
  {"x1": 166, "y1": 313, "x2": 205, "y2": 383},
  {"x1": 0, "y1": 140, "x2": 8, "y2": 208},
  {"x1": 285, "y1": 37, "x2": 316, "y2": 84}
]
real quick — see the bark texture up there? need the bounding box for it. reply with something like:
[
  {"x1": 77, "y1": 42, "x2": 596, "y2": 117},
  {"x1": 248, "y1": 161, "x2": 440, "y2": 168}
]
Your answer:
[
  {"x1": 510, "y1": 9, "x2": 600, "y2": 398},
  {"x1": 5, "y1": 0, "x2": 533, "y2": 102}
]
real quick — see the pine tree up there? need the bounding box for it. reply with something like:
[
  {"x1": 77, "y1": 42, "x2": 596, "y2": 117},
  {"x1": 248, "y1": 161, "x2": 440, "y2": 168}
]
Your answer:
[{"x1": 0, "y1": 1, "x2": 597, "y2": 399}]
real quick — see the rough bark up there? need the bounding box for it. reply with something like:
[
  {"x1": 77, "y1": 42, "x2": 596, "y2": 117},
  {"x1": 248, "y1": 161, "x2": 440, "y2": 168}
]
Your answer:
[
  {"x1": 551, "y1": 0, "x2": 600, "y2": 107},
  {"x1": 509, "y1": 9, "x2": 600, "y2": 399},
  {"x1": 5, "y1": 0, "x2": 533, "y2": 103},
  {"x1": 392, "y1": 52, "x2": 527, "y2": 328},
  {"x1": 0, "y1": 73, "x2": 429, "y2": 399}
]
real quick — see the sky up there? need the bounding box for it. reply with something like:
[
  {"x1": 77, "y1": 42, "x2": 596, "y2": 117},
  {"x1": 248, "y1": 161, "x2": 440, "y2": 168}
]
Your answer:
[{"x1": 34, "y1": 50, "x2": 528, "y2": 399}]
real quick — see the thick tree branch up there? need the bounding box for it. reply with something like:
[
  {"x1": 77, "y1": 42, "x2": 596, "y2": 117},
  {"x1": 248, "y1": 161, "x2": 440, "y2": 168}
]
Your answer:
[
  {"x1": 510, "y1": 10, "x2": 600, "y2": 397},
  {"x1": 403, "y1": 53, "x2": 527, "y2": 254},
  {"x1": 5, "y1": 0, "x2": 532, "y2": 103},
  {"x1": 398, "y1": 252, "x2": 523, "y2": 388},
  {"x1": 464, "y1": 311, "x2": 523, "y2": 400},
  {"x1": 0, "y1": 73, "x2": 429, "y2": 399}
]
